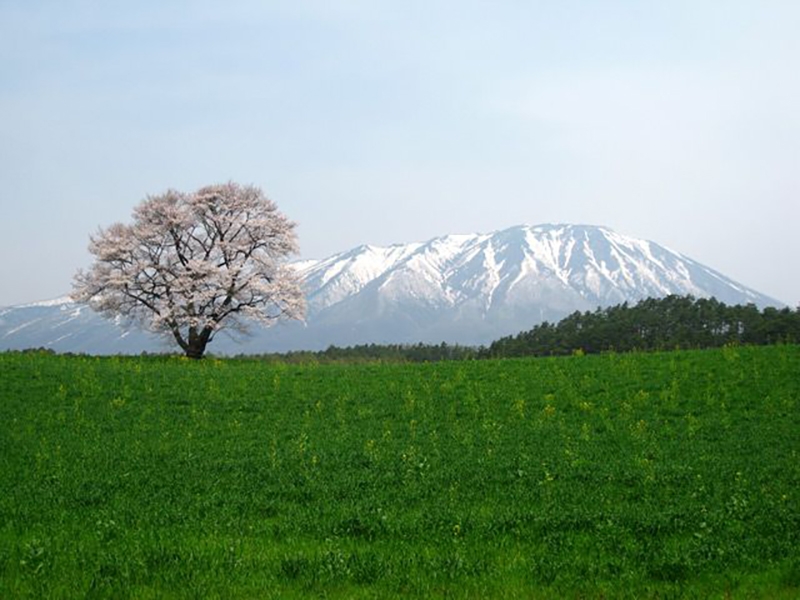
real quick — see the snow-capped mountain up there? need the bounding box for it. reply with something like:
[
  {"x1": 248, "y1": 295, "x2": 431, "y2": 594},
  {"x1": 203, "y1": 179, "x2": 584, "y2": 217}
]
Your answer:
[{"x1": 0, "y1": 224, "x2": 782, "y2": 354}]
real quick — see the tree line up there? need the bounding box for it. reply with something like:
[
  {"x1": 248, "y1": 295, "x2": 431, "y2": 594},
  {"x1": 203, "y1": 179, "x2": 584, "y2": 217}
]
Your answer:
[
  {"x1": 237, "y1": 342, "x2": 479, "y2": 364},
  {"x1": 482, "y1": 295, "x2": 800, "y2": 358},
  {"x1": 241, "y1": 295, "x2": 800, "y2": 363}
]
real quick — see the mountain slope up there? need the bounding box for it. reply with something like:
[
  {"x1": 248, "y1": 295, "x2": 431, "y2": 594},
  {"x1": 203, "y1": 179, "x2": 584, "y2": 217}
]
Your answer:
[{"x1": 0, "y1": 224, "x2": 782, "y2": 354}]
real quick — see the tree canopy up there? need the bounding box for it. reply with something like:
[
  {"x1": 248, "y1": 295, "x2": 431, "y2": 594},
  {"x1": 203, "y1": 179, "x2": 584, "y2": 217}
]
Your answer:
[{"x1": 73, "y1": 182, "x2": 305, "y2": 359}]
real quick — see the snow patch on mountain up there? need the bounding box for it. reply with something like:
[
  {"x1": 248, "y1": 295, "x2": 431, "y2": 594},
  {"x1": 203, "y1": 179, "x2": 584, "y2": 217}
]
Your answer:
[{"x1": 20, "y1": 296, "x2": 75, "y2": 309}]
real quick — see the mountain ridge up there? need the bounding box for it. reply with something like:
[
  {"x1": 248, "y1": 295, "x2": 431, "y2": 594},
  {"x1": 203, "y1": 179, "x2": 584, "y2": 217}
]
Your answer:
[{"x1": 0, "y1": 224, "x2": 782, "y2": 354}]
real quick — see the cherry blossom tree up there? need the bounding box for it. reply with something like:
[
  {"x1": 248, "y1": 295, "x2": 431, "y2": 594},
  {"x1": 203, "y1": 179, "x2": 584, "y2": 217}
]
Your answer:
[{"x1": 72, "y1": 182, "x2": 306, "y2": 358}]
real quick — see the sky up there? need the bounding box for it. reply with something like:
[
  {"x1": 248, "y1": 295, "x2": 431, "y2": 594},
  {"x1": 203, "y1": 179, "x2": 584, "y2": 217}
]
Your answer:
[{"x1": 1, "y1": 0, "x2": 798, "y2": 307}]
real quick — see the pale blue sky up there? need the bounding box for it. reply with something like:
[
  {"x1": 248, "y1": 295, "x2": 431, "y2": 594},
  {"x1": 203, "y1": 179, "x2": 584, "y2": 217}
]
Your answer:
[{"x1": 1, "y1": 1, "x2": 798, "y2": 306}]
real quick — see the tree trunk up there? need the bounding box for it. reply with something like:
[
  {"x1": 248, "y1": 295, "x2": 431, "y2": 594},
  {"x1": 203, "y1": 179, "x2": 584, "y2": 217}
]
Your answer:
[
  {"x1": 184, "y1": 326, "x2": 213, "y2": 359},
  {"x1": 185, "y1": 342, "x2": 206, "y2": 360}
]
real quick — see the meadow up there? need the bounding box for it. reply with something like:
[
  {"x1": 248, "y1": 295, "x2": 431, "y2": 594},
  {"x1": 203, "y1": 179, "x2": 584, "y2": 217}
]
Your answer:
[{"x1": 0, "y1": 345, "x2": 798, "y2": 598}]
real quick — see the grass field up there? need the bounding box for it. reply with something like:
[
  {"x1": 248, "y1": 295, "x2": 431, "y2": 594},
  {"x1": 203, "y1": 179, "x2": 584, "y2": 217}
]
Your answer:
[{"x1": 1, "y1": 345, "x2": 798, "y2": 598}]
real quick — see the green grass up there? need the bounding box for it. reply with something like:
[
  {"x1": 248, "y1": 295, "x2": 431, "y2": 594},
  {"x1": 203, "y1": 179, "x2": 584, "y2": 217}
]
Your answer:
[{"x1": 0, "y1": 345, "x2": 798, "y2": 598}]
